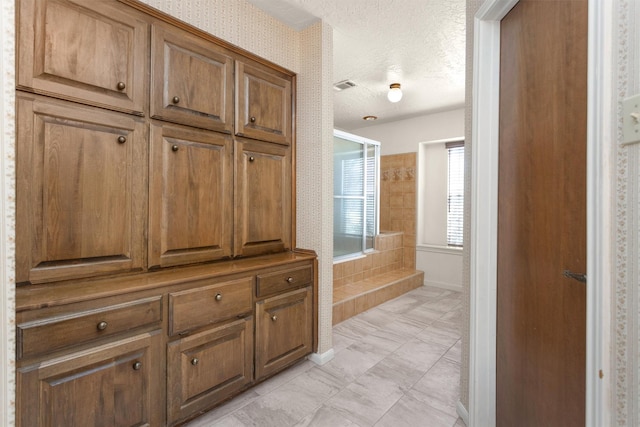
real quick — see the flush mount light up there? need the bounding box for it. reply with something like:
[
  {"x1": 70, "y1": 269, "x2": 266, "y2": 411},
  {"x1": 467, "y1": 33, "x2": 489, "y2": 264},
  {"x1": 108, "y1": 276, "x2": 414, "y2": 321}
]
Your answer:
[
  {"x1": 363, "y1": 115, "x2": 378, "y2": 121},
  {"x1": 387, "y1": 83, "x2": 402, "y2": 103}
]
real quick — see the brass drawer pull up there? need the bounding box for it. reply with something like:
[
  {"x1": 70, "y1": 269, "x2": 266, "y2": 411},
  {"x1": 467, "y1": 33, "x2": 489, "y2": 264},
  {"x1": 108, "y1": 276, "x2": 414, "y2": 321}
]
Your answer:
[
  {"x1": 191, "y1": 358, "x2": 199, "y2": 366},
  {"x1": 171, "y1": 145, "x2": 179, "y2": 152},
  {"x1": 286, "y1": 277, "x2": 294, "y2": 284},
  {"x1": 249, "y1": 156, "x2": 255, "y2": 162},
  {"x1": 117, "y1": 136, "x2": 126, "y2": 144},
  {"x1": 116, "y1": 81, "x2": 126, "y2": 91},
  {"x1": 271, "y1": 315, "x2": 277, "y2": 322},
  {"x1": 250, "y1": 116, "x2": 256, "y2": 123},
  {"x1": 215, "y1": 293, "x2": 222, "y2": 301},
  {"x1": 96, "y1": 321, "x2": 108, "y2": 331},
  {"x1": 172, "y1": 96, "x2": 180, "y2": 104},
  {"x1": 132, "y1": 361, "x2": 142, "y2": 370}
]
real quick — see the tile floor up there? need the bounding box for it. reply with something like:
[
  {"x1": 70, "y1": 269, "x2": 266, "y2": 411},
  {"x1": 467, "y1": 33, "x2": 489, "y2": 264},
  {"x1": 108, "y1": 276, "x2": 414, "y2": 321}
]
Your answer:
[{"x1": 185, "y1": 286, "x2": 465, "y2": 427}]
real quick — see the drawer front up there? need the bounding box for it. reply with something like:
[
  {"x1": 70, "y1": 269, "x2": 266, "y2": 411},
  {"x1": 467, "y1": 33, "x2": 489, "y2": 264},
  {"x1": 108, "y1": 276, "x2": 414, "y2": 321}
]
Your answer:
[
  {"x1": 17, "y1": 296, "x2": 163, "y2": 359},
  {"x1": 256, "y1": 265, "x2": 312, "y2": 298},
  {"x1": 169, "y1": 277, "x2": 253, "y2": 335}
]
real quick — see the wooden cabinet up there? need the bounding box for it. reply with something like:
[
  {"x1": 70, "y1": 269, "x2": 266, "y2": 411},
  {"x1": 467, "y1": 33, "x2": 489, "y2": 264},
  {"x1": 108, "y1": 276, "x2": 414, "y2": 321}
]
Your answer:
[
  {"x1": 16, "y1": 93, "x2": 147, "y2": 284},
  {"x1": 235, "y1": 61, "x2": 292, "y2": 145},
  {"x1": 17, "y1": 0, "x2": 148, "y2": 114},
  {"x1": 167, "y1": 318, "x2": 253, "y2": 424},
  {"x1": 151, "y1": 24, "x2": 234, "y2": 132},
  {"x1": 149, "y1": 122, "x2": 233, "y2": 268},
  {"x1": 255, "y1": 286, "x2": 313, "y2": 380},
  {"x1": 16, "y1": 331, "x2": 163, "y2": 427},
  {"x1": 235, "y1": 138, "x2": 292, "y2": 257}
]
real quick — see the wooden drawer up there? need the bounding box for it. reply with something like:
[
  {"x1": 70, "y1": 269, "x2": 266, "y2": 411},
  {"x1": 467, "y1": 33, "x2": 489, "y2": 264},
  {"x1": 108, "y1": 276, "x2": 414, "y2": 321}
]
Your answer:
[
  {"x1": 17, "y1": 296, "x2": 162, "y2": 359},
  {"x1": 169, "y1": 277, "x2": 253, "y2": 336},
  {"x1": 256, "y1": 265, "x2": 312, "y2": 298}
]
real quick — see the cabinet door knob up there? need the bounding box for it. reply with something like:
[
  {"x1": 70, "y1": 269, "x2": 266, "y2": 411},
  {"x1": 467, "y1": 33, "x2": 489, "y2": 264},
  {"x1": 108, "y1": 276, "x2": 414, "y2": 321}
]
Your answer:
[
  {"x1": 191, "y1": 358, "x2": 199, "y2": 366},
  {"x1": 172, "y1": 96, "x2": 180, "y2": 104},
  {"x1": 250, "y1": 116, "x2": 256, "y2": 123},
  {"x1": 97, "y1": 321, "x2": 108, "y2": 331},
  {"x1": 117, "y1": 136, "x2": 126, "y2": 144},
  {"x1": 171, "y1": 145, "x2": 179, "y2": 152},
  {"x1": 271, "y1": 315, "x2": 277, "y2": 322},
  {"x1": 116, "y1": 81, "x2": 126, "y2": 91},
  {"x1": 286, "y1": 277, "x2": 294, "y2": 284},
  {"x1": 132, "y1": 361, "x2": 142, "y2": 370},
  {"x1": 215, "y1": 293, "x2": 222, "y2": 301},
  {"x1": 249, "y1": 156, "x2": 255, "y2": 162}
]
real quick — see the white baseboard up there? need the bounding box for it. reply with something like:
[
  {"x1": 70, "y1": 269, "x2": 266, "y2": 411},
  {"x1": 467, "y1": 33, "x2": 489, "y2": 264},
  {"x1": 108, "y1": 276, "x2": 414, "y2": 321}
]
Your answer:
[
  {"x1": 424, "y1": 280, "x2": 463, "y2": 292},
  {"x1": 308, "y1": 348, "x2": 334, "y2": 365},
  {"x1": 456, "y1": 400, "x2": 469, "y2": 426}
]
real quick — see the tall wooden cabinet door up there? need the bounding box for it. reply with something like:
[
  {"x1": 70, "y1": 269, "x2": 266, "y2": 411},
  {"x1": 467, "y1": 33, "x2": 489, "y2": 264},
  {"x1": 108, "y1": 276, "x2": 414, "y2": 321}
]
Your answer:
[
  {"x1": 16, "y1": 331, "x2": 163, "y2": 427},
  {"x1": 235, "y1": 61, "x2": 292, "y2": 145},
  {"x1": 17, "y1": 0, "x2": 148, "y2": 114},
  {"x1": 255, "y1": 287, "x2": 312, "y2": 380},
  {"x1": 151, "y1": 24, "x2": 234, "y2": 132},
  {"x1": 167, "y1": 318, "x2": 253, "y2": 424},
  {"x1": 149, "y1": 122, "x2": 233, "y2": 268},
  {"x1": 234, "y1": 138, "x2": 291, "y2": 257},
  {"x1": 16, "y1": 94, "x2": 146, "y2": 285}
]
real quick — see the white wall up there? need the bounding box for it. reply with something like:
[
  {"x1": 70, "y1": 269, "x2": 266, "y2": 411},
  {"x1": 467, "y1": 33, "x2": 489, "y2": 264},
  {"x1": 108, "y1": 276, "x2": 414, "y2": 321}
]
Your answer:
[
  {"x1": 350, "y1": 108, "x2": 465, "y2": 291},
  {"x1": 349, "y1": 108, "x2": 464, "y2": 155}
]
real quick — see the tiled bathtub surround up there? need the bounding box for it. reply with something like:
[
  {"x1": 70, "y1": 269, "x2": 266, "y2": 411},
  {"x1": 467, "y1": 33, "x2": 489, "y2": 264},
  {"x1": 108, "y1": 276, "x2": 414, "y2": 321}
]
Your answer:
[
  {"x1": 380, "y1": 153, "x2": 417, "y2": 270},
  {"x1": 333, "y1": 232, "x2": 424, "y2": 324}
]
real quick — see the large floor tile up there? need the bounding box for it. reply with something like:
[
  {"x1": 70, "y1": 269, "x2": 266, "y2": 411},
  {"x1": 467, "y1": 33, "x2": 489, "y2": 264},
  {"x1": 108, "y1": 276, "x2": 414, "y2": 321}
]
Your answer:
[{"x1": 374, "y1": 393, "x2": 458, "y2": 427}]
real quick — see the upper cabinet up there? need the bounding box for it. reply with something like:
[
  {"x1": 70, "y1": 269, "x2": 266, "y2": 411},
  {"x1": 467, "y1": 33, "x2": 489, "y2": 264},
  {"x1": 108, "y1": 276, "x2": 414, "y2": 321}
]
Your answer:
[
  {"x1": 235, "y1": 61, "x2": 292, "y2": 146},
  {"x1": 16, "y1": 93, "x2": 147, "y2": 284},
  {"x1": 150, "y1": 24, "x2": 234, "y2": 132},
  {"x1": 17, "y1": 0, "x2": 148, "y2": 115},
  {"x1": 148, "y1": 122, "x2": 233, "y2": 268}
]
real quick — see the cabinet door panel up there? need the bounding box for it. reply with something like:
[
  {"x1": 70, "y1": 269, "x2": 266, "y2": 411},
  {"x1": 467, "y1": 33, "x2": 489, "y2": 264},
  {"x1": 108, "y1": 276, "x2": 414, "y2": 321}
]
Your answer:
[
  {"x1": 167, "y1": 318, "x2": 253, "y2": 424},
  {"x1": 16, "y1": 332, "x2": 162, "y2": 427},
  {"x1": 149, "y1": 122, "x2": 233, "y2": 267},
  {"x1": 235, "y1": 139, "x2": 291, "y2": 257},
  {"x1": 235, "y1": 61, "x2": 292, "y2": 145},
  {"x1": 17, "y1": 0, "x2": 147, "y2": 114},
  {"x1": 151, "y1": 25, "x2": 233, "y2": 132},
  {"x1": 255, "y1": 287, "x2": 312, "y2": 379},
  {"x1": 16, "y1": 94, "x2": 146, "y2": 284}
]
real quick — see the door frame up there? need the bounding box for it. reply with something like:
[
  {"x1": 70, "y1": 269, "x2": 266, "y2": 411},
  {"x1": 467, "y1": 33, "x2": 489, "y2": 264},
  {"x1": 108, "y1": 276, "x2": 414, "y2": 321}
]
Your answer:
[{"x1": 469, "y1": 0, "x2": 613, "y2": 425}]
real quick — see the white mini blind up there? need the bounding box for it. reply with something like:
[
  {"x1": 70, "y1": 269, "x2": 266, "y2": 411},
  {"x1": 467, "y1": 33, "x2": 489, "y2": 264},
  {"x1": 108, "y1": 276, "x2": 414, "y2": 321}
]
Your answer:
[{"x1": 446, "y1": 141, "x2": 464, "y2": 247}]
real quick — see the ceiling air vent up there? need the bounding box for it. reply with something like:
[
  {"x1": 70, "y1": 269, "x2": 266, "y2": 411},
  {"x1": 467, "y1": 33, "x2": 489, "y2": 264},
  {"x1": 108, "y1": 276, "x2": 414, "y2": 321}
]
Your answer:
[{"x1": 333, "y1": 80, "x2": 356, "y2": 91}]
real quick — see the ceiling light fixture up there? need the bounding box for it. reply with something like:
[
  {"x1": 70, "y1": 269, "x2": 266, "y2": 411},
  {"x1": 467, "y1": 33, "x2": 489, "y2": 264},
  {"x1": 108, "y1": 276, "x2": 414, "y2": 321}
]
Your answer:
[
  {"x1": 363, "y1": 115, "x2": 378, "y2": 121},
  {"x1": 387, "y1": 83, "x2": 402, "y2": 103}
]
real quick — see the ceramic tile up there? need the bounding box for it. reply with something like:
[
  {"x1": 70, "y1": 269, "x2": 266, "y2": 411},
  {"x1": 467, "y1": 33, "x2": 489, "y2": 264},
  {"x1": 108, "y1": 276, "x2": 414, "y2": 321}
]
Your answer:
[
  {"x1": 416, "y1": 324, "x2": 461, "y2": 347},
  {"x1": 443, "y1": 339, "x2": 462, "y2": 364},
  {"x1": 375, "y1": 393, "x2": 457, "y2": 427},
  {"x1": 325, "y1": 382, "x2": 404, "y2": 426},
  {"x1": 293, "y1": 405, "x2": 360, "y2": 427},
  {"x1": 392, "y1": 338, "x2": 450, "y2": 371},
  {"x1": 319, "y1": 341, "x2": 386, "y2": 384},
  {"x1": 183, "y1": 391, "x2": 259, "y2": 426},
  {"x1": 251, "y1": 359, "x2": 315, "y2": 396}
]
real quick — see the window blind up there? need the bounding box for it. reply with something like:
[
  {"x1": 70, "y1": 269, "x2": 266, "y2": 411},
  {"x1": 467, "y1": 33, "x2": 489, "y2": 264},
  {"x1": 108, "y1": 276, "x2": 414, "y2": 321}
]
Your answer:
[{"x1": 446, "y1": 142, "x2": 464, "y2": 247}]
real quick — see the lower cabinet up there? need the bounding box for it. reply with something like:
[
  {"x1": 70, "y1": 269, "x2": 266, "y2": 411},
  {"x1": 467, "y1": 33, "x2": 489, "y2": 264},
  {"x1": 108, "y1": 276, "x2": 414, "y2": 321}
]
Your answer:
[
  {"x1": 167, "y1": 317, "x2": 253, "y2": 424},
  {"x1": 15, "y1": 254, "x2": 316, "y2": 426},
  {"x1": 255, "y1": 286, "x2": 313, "y2": 380},
  {"x1": 16, "y1": 331, "x2": 163, "y2": 427}
]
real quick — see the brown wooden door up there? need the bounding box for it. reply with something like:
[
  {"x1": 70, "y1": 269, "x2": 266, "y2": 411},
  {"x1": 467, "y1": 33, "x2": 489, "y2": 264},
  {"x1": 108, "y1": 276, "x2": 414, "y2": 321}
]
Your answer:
[
  {"x1": 16, "y1": 331, "x2": 162, "y2": 427},
  {"x1": 150, "y1": 24, "x2": 234, "y2": 132},
  {"x1": 149, "y1": 122, "x2": 233, "y2": 268},
  {"x1": 166, "y1": 318, "x2": 253, "y2": 424},
  {"x1": 17, "y1": 0, "x2": 148, "y2": 114},
  {"x1": 16, "y1": 94, "x2": 146, "y2": 284},
  {"x1": 497, "y1": 1, "x2": 588, "y2": 426},
  {"x1": 234, "y1": 138, "x2": 291, "y2": 257},
  {"x1": 235, "y1": 61, "x2": 292, "y2": 145},
  {"x1": 255, "y1": 286, "x2": 312, "y2": 380}
]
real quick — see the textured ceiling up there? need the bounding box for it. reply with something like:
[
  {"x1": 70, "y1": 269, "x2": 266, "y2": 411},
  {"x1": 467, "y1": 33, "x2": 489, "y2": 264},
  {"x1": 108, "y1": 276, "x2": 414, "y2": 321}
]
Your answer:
[{"x1": 247, "y1": 0, "x2": 466, "y2": 130}]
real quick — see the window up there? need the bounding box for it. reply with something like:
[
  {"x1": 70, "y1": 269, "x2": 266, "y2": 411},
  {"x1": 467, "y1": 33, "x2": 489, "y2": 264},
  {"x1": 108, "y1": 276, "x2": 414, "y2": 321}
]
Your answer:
[
  {"x1": 333, "y1": 130, "x2": 380, "y2": 259},
  {"x1": 446, "y1": 141, "x2": 464, "y2": 247}
]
